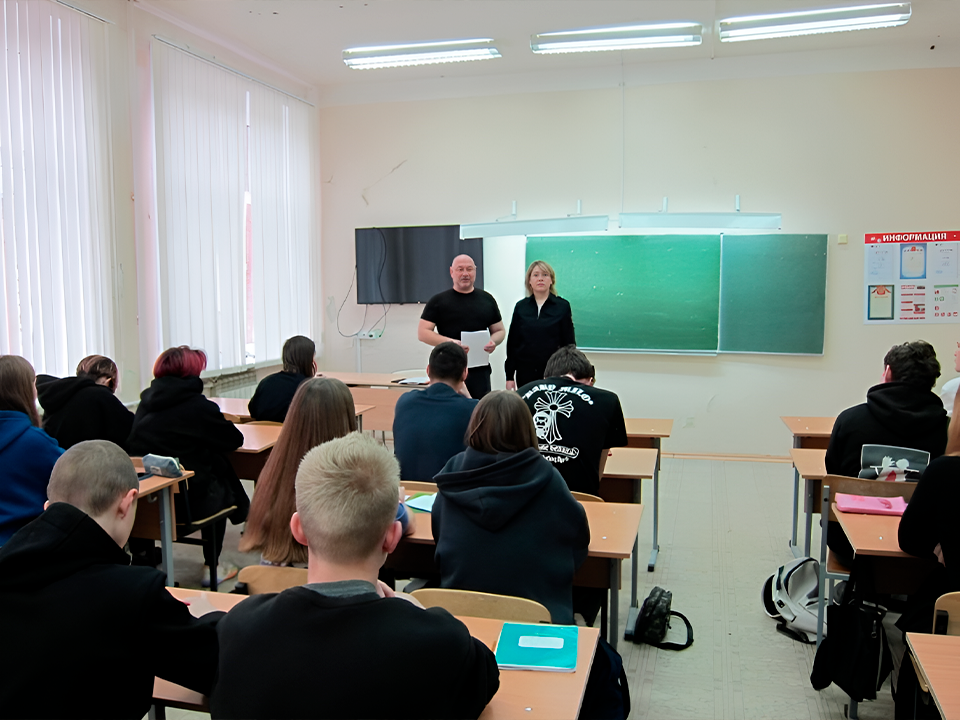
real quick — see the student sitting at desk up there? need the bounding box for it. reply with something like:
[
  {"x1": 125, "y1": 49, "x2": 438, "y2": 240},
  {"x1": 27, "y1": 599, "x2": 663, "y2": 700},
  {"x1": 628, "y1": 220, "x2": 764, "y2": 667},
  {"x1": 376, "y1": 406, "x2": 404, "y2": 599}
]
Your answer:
[
  {"x1": 826, "y1": 340, "x2": 949, "y2": 564},
  {"x1": 0, "y1": 355, "x2": 63, "y2": 546},
  {"x1": 127, "y1": 346, "x2": 247, "y2": 584},
  {"x1": 0, "y1": 440, "x2": 222, "y2": 719},
  {"x1": 433, "y1": 391, "x2": 589, "y2": 625},
  {"x1": 37, "y1": 354, "x2": 134, "y2": 450},
  {"x1": 393, "y1": 341, "x2": 477, "y2": 481},
  {"x1": 242, "y1": 377, "x2": 415, "y2": 566},
  {"x1": 211, "y1": 433, "x2": 499, "y2": 720},
  {"x1": 248, "y1": 335, "x2": 316, "y2": 423}
]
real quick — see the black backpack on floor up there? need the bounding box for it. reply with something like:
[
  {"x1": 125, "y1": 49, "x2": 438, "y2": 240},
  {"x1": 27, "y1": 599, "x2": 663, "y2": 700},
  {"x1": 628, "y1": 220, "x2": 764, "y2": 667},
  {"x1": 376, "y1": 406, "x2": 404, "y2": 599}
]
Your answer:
[{"x1": 628, "y1": 586, "x2": 694, "y2": 650}]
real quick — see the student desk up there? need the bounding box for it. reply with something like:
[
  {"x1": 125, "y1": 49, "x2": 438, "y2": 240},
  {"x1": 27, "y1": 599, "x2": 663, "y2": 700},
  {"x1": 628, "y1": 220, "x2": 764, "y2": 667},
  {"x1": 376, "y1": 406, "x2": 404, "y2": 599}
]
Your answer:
[
  {"x1": 789, "y1": 447, "x2": 827, "y2": 557},
  {"x1": 209, "y1": 397, "x2": 375, "y2": 431},
  {"x1": 228, "y1": 423, "x2": 282, "y2": 481},
  {"x1": 622, "y1": 418, "x2": 672, "y2": 573},
  {"x1": 392, "y1": 488, "x2": 642, "y2": 650},
  {"x1": 905, "y1": 633, "x2": 960, "y2": 720},
  {"x1": 781, "y1": 416, "x2": 835, "y2": 557},
  {"x1": 601, "y1": 446, "x2": 659, "y2": 626},
  {"x1": 317, "y1": 370, "x2": 424, "y2": 387},
  {"x1": 154, "y1": 587, "x2": 600, "y2": 720},
  {"x1": 130, "y1": 461, "x2": 194, "y2": 585}
]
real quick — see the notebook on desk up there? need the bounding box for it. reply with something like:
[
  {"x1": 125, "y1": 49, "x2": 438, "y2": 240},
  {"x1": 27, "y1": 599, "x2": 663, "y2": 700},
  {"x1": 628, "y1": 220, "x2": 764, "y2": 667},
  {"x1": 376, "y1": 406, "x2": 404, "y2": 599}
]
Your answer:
[
  {"x1": 835, "y1": 492, "x2": 907, "y2": 516},
  {"x1": 495, "y1": 623, "x2": 578, "y2": 672}
]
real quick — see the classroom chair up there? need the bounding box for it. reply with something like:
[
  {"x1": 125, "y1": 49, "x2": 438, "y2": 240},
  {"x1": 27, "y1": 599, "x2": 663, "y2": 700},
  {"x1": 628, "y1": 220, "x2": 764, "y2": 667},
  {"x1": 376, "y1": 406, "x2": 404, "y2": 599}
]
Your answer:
[
  {"x1": 815, "y1": 475, "x2": 919, "y2": 647},
  {"x1": 233, "y1": 565, "x2": 308, "y2": 595},
  {"x1": 221, "y1": 412, "x2": 243, "y2": 424},
  {"x1": 570, "y1": 491, "x2": 604, "y2": 503},
  {"x1": 933, "y1": 591, "x2": 960, "y2": 635},
  {"x1": 411, "y1": 588, "x2": 552, "y2": 623},
  {"x1": 402, "y1": 481, "x2": 439, "y2": 495},
  {"x1": 349, "y1": 386, "x2": 407, "y2": 442}
]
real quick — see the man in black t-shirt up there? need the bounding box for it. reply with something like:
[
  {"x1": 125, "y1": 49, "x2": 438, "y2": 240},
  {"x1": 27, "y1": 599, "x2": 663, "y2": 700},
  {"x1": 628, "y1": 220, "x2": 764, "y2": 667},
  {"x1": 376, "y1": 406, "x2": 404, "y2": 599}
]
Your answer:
[
  {"x1": 418, "y1": 254, "x2": 504, "y2": 399},
  {"x1": 518, "y1": 346, "x2": 628, "y2": 496}
]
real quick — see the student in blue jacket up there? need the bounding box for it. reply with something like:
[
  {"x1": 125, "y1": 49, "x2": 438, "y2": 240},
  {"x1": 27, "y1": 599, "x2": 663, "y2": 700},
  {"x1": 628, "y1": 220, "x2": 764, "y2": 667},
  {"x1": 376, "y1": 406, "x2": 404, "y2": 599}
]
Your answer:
[{"x1": 0, "y1": 355, "x2": 64, "y2": 544}]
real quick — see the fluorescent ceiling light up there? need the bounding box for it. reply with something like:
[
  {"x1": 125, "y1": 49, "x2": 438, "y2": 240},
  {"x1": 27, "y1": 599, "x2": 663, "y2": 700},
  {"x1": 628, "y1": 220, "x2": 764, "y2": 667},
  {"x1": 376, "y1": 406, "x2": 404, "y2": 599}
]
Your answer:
[
  {"x1": 531, "y1": 22, "x2": 702, "y2": 54},
  {"x1": 343, "y1": 38, "x2": 500, "y2": 69},
  {"x1": 460, "y1": 216, "x2": 610, "y2": 239},
  {"x1": 619, "y1": 212, "x2": 782, "y2": 230},
  {"x1": 719, "y1": 3, "x2": 911, "y2": 42}
]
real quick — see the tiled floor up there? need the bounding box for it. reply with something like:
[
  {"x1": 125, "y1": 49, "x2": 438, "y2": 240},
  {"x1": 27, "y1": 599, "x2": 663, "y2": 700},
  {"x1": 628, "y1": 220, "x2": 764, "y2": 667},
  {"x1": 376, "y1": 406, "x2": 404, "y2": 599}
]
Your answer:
[{"x1": 157, "y1": 458, "x2": 898, "y2": 720}]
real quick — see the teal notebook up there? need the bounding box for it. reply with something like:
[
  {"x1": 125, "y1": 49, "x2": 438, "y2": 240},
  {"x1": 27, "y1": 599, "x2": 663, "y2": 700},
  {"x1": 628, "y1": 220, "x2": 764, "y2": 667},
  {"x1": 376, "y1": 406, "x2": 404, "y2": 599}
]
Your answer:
[{"x1": 494, "y1": 623, "x2": 578, "y2": 672}]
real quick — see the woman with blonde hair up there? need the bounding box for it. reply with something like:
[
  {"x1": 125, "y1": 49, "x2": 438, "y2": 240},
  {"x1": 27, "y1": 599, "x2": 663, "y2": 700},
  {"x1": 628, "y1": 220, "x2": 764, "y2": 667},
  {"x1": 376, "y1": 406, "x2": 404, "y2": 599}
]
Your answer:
[
  {"x1": 242, "y1": 377, "x2": 414, "y2": 565},
  {"x1": 504, "y1": 260, "x2": 575, "y2": 390},
  {"x1": 0, "y1": 355, "x2": 64, "y2": 544}
]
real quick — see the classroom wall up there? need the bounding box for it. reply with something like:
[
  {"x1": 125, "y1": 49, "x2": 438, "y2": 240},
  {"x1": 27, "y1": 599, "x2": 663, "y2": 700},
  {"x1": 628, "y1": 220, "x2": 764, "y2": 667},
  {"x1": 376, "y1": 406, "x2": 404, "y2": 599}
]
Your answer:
[{"x1": 319, "y1": 68, "x2": 960, "y2": 456}]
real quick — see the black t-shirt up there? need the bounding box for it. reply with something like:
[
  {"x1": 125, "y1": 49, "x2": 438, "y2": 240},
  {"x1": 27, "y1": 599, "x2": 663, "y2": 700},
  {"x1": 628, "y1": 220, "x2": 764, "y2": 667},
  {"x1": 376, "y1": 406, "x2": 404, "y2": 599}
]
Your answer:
[
  {"x1": 518, "y1": 376, "x2": 628, "y2": 495},
  {"x1": 421, "y1": 288, "x2": 502, "y2": 342}
]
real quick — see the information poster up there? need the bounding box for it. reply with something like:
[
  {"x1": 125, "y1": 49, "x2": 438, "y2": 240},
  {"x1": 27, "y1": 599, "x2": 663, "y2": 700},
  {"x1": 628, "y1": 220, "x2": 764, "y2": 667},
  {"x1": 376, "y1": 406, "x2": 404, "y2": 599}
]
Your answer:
[{"x1": 864, "y1": 231, "x2": 960, "y2": 324}]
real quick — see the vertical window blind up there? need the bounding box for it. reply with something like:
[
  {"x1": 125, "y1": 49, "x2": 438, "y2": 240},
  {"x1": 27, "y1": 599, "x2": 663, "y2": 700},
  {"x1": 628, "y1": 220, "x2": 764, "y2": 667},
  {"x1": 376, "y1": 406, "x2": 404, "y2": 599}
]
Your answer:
[
  {"x1": 153, "y1": 40, "x2": 311, "y2": 373},
  {"x1": 0, "y1": 0, "x2": 114, "y2": 376}
]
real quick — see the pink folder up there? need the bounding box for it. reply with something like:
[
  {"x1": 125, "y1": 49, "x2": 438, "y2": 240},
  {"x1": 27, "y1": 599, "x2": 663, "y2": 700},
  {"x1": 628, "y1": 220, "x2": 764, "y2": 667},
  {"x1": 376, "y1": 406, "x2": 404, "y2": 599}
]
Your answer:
[{"x1": 835, "y1": 493, "x2": 907, "y2": 516}]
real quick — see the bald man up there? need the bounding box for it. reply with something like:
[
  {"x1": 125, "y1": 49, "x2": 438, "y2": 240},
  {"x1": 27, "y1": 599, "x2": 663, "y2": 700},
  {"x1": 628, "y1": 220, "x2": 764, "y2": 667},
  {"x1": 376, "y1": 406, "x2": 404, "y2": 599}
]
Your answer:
[{"x1": 418, "y1": 254, "x2": 504, "y2": 399}]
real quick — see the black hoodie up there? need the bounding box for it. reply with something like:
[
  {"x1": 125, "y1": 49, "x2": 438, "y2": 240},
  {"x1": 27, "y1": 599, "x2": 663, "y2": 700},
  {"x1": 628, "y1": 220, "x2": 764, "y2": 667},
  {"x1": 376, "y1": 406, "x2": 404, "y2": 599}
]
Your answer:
[
  {"x1": 0, "y1": 503, "x2": 222, "y2": 719},
  {"x1": 127, "y1": 375, "x2": 248, "y2": 524},
  {"x1": 825, "y1": 380, "x2": 950, "y2": 478},
  {"x1": 432, "y1": 447, "x2": 589, "y2": 624},
  {"x1": 37, "y1": 376, "x2": 134, "y2": 450}
]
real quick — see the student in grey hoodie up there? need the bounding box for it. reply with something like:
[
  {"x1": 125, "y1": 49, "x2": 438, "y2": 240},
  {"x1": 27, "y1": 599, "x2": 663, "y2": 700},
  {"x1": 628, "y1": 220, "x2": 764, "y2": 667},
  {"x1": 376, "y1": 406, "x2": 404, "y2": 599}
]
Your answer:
[{"x1": 432, "y1": 390, "x2": 589, "y2": 624}]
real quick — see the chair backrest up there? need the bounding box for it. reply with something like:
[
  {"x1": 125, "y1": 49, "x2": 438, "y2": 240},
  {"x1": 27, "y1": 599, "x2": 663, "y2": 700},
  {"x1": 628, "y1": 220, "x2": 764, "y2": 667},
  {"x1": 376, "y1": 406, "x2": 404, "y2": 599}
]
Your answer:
[
  {"x1": 245, "y1": 420, "x2": 283, "y2": 426},
  {"x1": 236, "y1": 565, "x2": 308, "y2": 595},
  {"x1": 221, "y1": 412, "x2": 242, "y2": 424},
  {"x1": 410, "y1": 588, "x2": 552, "y2": 623},
  {"x1": 570, "y1": 491, "x2": 604, "y2": 503},
  {"x1": 823, "y1": 474, "x2": 918, "y2": 523},
  {"x1": 859, "y1": 444, "x2": 930, "y2": 480},
  {"x1": 934, "y1": 592, "x2": 960, "y2": 635}
]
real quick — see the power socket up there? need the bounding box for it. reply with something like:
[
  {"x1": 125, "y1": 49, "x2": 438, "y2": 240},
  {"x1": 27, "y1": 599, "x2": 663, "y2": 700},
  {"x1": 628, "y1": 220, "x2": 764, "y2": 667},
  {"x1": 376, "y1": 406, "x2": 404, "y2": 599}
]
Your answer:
[{"x1": 357, "y1": 329, "x2": 383, "y2": 339}]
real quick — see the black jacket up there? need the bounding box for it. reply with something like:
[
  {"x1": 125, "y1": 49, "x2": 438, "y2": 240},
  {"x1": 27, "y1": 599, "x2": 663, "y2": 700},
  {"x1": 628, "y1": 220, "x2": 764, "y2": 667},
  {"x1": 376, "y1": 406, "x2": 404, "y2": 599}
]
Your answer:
[
  {"x1": 248, "y1": 371, "x2": 307, "y2": 423},
  {"x1": 504, "y1": 294, "x2": 575, "y2": 386},
  {"x1": 37, "y1": 376, "x2": 134, "y2": 451},
  {"x1": 825, "y1": 381, "x2": 949, "y2": 478},
  {"x1": 900, "y1": 454, "x2": 960, "y2": 593},
  {"x1": 210, "y1": 586, "x2": 499, "y2": 719},
  {"x1": 0, "y1": 503, "x2": 222, "y2": 719},
  {"x1": 433, "y1": 447, "x2": 589, "y2": 624},
  {"x1": 127, "y1": 376, "x2": 248, "y2": 524}
]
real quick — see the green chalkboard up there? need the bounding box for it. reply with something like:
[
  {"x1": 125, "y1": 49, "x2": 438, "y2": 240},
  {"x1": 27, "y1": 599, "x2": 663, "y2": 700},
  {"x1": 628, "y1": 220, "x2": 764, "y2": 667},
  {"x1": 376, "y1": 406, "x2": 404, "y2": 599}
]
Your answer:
[
  {"x1": 525, "y1": 233, "x2": 827, "y2": 354},
  {"x1": 719, "y1": 234, "x2": 827, "y2": 354},
  {"x1": 526, "y1": 235, "x2": 721, "y2": 351}
]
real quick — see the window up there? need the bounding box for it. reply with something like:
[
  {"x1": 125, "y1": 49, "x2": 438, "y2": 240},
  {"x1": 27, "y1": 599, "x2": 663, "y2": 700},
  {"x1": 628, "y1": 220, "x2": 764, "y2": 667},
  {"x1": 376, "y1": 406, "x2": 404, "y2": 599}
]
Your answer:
[
  {"x1": 152, "y1": 40, "x2": 311, "y2": 373},
  {"x1": 0, "y1": 0, "x2": 115, "y2": 376}
]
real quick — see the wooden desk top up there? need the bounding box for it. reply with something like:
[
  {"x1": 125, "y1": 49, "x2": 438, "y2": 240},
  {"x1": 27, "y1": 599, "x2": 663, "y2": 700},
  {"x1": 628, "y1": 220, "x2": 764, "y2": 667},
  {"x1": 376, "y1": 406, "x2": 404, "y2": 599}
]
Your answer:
[
  {"x1": 404, "y1": 486, "x2": 642, "y2": 559},
  {"x1": 210, "y1": 398, "x2": 375, "y2": 421},
  {"x1": 160, "y1": 587, "x2": 598, "y2": 720},
  {"x1": 317, "y1": 371, "x2": 415, "y2": 387},
  {"x1": 235, "y1": 423, "x2": 283, "y2": 453},
  {"x1": 833, "y1": 506, "x2": 910, "y2": 558},
  {"x1": 790, "y1": 447, "x2": 827, "y2": 480},
  {"x1": 602, "y1": 447, "x2": 659, "y2": 480},
  {"x1": 906, "y1": 633, "x2": 960, "y2": 720},
  {"x1": 625, "y1": 418, "x2": 673, "y2": 438},
  {"x1": 780, "y1": 416, "x2": 836, "y2": 438}
]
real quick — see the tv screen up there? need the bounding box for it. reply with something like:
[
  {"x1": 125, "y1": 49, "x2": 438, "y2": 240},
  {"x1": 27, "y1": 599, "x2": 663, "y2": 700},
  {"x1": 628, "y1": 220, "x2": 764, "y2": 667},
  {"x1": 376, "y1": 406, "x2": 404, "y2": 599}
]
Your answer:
[{"x1": 355, "y1": 225, "x2": 484, "y2": 304}]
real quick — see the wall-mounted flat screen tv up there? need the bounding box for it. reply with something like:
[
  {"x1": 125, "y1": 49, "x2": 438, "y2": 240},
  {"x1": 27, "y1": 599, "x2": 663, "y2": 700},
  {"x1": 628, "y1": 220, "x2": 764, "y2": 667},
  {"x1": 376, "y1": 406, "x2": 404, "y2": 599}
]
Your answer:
[{"x1": 355, "y1": 225, "x2": 484, "y2": 304}]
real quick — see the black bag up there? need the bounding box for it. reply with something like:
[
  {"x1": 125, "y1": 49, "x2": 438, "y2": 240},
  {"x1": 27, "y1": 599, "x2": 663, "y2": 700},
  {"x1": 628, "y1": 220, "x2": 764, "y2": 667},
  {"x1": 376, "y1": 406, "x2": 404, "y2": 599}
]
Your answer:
[
  {"x1": 810, "y1": 599, "x2": 892, "y2": 701},
  {"x1": 579, "y1": 637, "x2": 631, "y2": 720},
  {"x1": 629, "y1": 586, "x2": 694, "y2": 650}
]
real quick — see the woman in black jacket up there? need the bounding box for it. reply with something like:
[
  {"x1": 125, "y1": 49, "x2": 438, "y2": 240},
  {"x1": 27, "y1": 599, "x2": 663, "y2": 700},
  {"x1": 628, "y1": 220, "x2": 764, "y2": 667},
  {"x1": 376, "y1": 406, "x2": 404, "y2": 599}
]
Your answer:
[
  {"x1": 504, "y1": 261, "x2": 575, "y2": 390},
  {"x1": 248, "y1": 335, "x2": 316, "y2": 422},
  {"x1": 127, "y1": 346, "x2": 246, "y2": 585},
  {"x1": 432, "y1": 390, "x2": 589, "y2": 624},
  {"x1": 37, "y1": 355, "x2": 134, "y2": 450}
]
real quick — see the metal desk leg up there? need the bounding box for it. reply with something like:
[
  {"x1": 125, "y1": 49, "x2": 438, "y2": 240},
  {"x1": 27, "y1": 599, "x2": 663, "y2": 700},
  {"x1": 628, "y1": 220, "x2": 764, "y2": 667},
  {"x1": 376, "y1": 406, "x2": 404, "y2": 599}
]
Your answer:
[
  {"x1": 803, "y1": 477, "x2": 815, "y2": 557},
  {"x1": 789, "y1": 438, "x2": 802, "y2": 558},
  {"x1": 159, "y1": 487, "x2": 175, "y2": 585},
  {"x1": 609, "y1": 560, "x2": 619, "y2": 651},
  {"x1": 648, "y1": 438, "x2": 660, "y2": 571}
]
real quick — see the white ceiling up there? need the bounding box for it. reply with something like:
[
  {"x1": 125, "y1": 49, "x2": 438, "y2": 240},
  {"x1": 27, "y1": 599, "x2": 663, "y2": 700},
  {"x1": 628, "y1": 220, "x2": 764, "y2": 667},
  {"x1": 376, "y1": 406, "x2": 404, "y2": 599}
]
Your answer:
[{"x1": 140, "y1": 0, "x2": 960, "y2": 105}]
